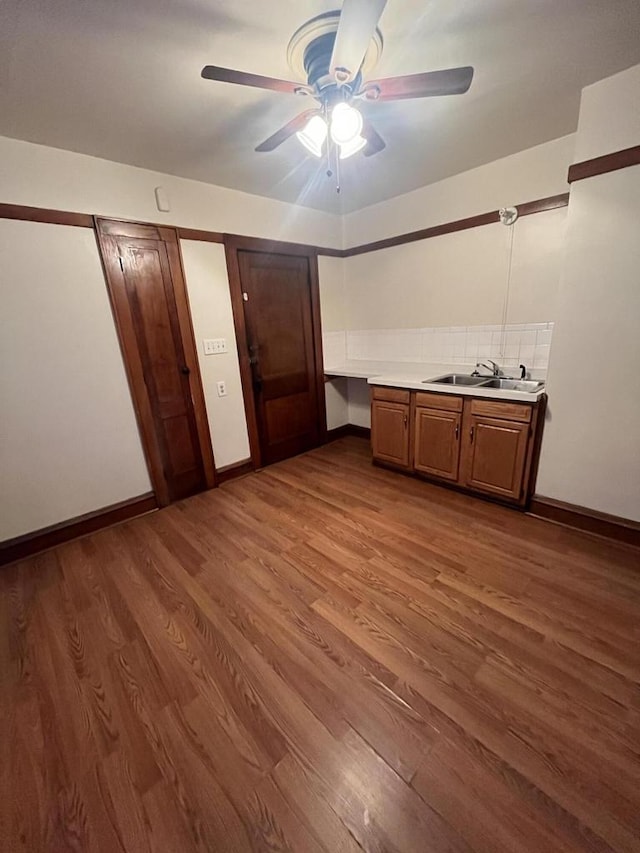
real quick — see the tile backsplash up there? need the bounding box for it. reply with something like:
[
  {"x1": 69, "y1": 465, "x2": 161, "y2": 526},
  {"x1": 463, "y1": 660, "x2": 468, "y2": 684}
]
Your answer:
[{"x1": 323, "y1": 323, "x2": 554, "y2": 371}]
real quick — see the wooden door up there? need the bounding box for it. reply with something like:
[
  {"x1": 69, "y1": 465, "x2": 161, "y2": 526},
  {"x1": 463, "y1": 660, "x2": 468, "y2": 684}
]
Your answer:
[
  {"x1": 414, "y1": 407, "x2": 461, "y2": 481},
  {"x1": 371, "y1": 400, "x2": 410, "y2": 468},
  {"x1": 230, "y1": 244, "x2": 325, "y2": 466},
  {"x1": 96, "y1": 219, "x2": 215, "y2": 505},
  {"x1": 464, "y1": 415, "x2": 529, "y2": 500}
]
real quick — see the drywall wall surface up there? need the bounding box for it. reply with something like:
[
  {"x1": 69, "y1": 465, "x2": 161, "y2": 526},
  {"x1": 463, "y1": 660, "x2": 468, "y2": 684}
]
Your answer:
[
  {"x1": 318, "y1": 255, "x2": 347, "y2": 332},
  {"x1": 343, "y1": 223, "x2": 509, "y2": 330},
  {"x1": 506, "y1": 206, "x2": 568, "y2": 324},
  {"x1": 573, "y1": 63, "x2": 640, "y2": 162},
  {"x1": 343, "y1": 134, "x2": 574, "y2": 248},
  {"x1": 0, "y1": 220, "x2": 152, "y2": 541},
  {"x1": 180, "y1": 240, "x2": 251, "y2": 470},
  {"x1": 325, "y1": 379, "x2": 349, "y2": 431},
  {"x1": 536, "y1": 169, "x2": 640, "y2": 520},
  {"x1": 347, "y1": 379, "x2": 372, "y2": 429},
  {"x1": 340, "y1": 205, "x2": 567, "y2": 332},
  {"x1": 0, "y1": 136, "x2": 342, "y2": 249}
]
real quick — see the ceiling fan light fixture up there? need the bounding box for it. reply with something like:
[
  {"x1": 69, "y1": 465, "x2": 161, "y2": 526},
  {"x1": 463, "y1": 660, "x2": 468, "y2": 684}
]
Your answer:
[
  {"x1": 339, "y1": 135, "x2": 367, "y2": 159},
  {"x1": 296, "y1": 114, "x2": 328, "y2": 157},
  {"x1": 330, "y1": 102, "x2": 363, "y2": 145}
]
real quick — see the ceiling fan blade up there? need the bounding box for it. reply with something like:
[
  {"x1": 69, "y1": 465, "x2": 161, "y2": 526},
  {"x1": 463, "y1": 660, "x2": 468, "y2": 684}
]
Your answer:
[
  {"x1": 330, "y1": 0, "x2": 387, "y2": 83},
  {"x1": 364, "y1": 66, "x2": 474, "y2": 101},
  {"x1": 255, "y1": 109, "x2": 321, "y2": 152},
  {"x1": 361, "y1": 119, "x2": 386, "y2": 157},
  {"x1": 201, "y1": 65, "x2": 303, "y2": 95}
]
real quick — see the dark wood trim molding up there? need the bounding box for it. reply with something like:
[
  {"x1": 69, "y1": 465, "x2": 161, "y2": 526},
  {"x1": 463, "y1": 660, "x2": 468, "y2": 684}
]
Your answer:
[
  {"x1": 568, "y1": 144, "x2": 640, "y2": 184},
  {"x1": 528, "y1": 496, "x2": 640, "y2": 549},
  {"x1": 1, "y1": 193, "x2": 569, "y2": 261},
  {"x1": 308, "y1": 250, "x2": 329, "y2": 448},
  {"x1": 0, "y1": 493, "x2": 157, "y2": 567},
  {"x1": 0, "y1": 202, "x2": 94, "y2": 228},
  {"x1": 224, "y1": 239, "x2": 264, "y2": 468},
  {"x1": 176, "y1": 227, "x2": 225, "y2": 243},
  {"x1": 225, "y1": 233, "x2": 322, "y2": 257},
  {"x1": 327, "y1": 424, "x2": 371, "y2": 442},
  {"x1": 516, "y1": 194, "x2": 571, "y2": 217},
  {"x1": 338, "y1": 193, "x2": 570, "y2": 258},
  {"x1": 216, "y1": 458, "x2": 255, "y2": 485},
  {"x1": 315, "y1": 246, "x2": 346, "y2": 257}
]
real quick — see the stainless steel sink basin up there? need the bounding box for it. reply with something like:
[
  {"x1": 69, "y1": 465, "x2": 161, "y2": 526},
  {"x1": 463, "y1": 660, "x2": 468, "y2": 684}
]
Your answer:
[
  {"x1": 480, "y1": 378, "x2": 545, "y2": 392},
  {"x1": 425, "y1": 374, "x2": 489, "y2": 386},
  {"x1": 424, "y1": 374, "x2": 545, "y2": 393}
]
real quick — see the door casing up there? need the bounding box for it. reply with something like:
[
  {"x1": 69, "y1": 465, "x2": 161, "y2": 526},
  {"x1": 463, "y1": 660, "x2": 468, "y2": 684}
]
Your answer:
[{"x1": 95, "y1": 217, "x2": 216, "y2": 505}]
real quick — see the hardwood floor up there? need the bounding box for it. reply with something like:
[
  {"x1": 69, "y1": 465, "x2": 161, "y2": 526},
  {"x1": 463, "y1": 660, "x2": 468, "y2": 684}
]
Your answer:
[{"x1": 2, "y1": 436, "x2": 639, "y2": 852}]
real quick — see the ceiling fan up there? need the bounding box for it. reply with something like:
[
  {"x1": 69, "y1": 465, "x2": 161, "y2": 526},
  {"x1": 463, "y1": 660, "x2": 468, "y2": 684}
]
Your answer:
[{"x1": 201, "y1": 0, "x2": 473, "y2": 163}]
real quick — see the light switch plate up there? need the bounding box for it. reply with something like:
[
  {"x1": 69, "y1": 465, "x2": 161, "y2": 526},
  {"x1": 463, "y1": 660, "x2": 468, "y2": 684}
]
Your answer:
[{"x1": 203, "y1": 338, "x2": 227, "y2": 355}]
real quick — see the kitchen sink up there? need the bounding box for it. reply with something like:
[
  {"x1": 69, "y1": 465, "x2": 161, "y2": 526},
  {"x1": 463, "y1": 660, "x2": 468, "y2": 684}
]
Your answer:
[
  {"x1": 481, "y1": 378, "x2": 545, "y2": 392},
  {"x1": 424, "y1": 374, "x2": 545, "y2": 393},
  {"x1": 425, "y1": 374, "x2": 489, "y2": 386}
]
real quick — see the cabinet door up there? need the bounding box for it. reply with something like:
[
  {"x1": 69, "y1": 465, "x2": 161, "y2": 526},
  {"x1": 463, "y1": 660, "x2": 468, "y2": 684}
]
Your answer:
[
  {"x1": 371, "y1": 400, "x2": 410, "y2": 468},
  {"x1": 414, "y1": 407, "x2": 461, "y2": 481},
  {"x1": 464, "y1": 415, "x2": 529, "y2": 500}
]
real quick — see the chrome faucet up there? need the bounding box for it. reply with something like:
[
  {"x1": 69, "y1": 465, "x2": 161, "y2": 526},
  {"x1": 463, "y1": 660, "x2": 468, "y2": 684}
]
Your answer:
[{"x1": 472, "y1": 359, "x2": 501, "y2": 377}]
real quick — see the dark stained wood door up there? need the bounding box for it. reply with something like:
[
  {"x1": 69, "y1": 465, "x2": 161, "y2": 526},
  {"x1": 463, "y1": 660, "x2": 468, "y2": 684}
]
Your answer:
[
  {"x1": 96, "y1": 219, "x2": 215, "y2": 505},
  {"x1": 414, "y1": 407, "x2": 461, "y2": 481},
  {"x1": 237, "y1": 249, "x2": 322, "y2": 466}
]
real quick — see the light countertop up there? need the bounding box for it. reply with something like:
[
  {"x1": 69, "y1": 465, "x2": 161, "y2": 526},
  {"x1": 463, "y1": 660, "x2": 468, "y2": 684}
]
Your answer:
[{"x1": 324, "y1": 361, "x2": 546, "y2": 403}]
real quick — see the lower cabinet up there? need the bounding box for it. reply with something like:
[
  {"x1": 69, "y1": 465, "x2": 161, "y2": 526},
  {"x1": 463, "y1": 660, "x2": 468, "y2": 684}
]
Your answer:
[
  {"x1": 371, "y1": 386, "x2": 543, "y2": 507},
  {"x1": 414, "y1": 402, "x2": 462, "y2": 482},
  {"x1": 371, "y1": 388, "x2": 411, "y2": 469},
  {"x1": 463, "y1": 415, "x2": 530, "y2": 500}
]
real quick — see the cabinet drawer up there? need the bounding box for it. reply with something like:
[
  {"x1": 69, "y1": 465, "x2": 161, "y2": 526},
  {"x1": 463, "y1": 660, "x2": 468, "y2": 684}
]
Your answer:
[
  {"x1": 470, "y1": 399, "x2": 532, "y2": 423},
  {"x1": 415, "y1": 391, "x2": 463, "y2": 412},
  {"x1": 372, "y1": 386, "x2": 411, "y2": 404}
]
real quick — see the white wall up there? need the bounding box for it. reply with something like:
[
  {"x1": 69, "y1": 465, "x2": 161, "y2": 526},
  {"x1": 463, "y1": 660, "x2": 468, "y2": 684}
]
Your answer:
[
  {"x1": 573, "y1": 64, "x2": 640, "y2": 163},
  {"x1": 317, "y1": 255, "x2": 347, "y2": 332},
  {"x1": 343, "y1": 135, "x2": 575, "y2": 248},
  {"x1": 179, "y1": 241, "x2": 251, "y2": 469},
  {"x1": 0, "y1": 136, "x2": 341, "y2": 248},
  {"x1": 319, "y1": 137, "x2": 573, "y2": 432},
  {"x1": 536, "y1": 65, "x2": 640, "y2": 521},
  {"x1": 318, "y1": 136, "x2": 573, "y2": 338},
  {"x1": 0, "y1": 136, "x2": 342, "y2": 539},
  {"x1": 0, "y1": 221, "x2": 152, "y2": 540}
]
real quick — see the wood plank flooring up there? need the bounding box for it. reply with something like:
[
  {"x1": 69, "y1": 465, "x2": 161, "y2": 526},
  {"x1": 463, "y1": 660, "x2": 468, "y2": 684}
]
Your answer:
[{"x1": 2, "y1": 436, "x2": 639, "y2": 852}]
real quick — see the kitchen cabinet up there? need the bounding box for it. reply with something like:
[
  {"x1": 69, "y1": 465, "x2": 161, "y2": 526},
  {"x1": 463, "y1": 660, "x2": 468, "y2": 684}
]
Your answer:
[
  {"x1": 371, "y1": 388, "x2": 411, "y2": 469},
  {"x1": 371, "y1": 387, "x2": 544, "y2": 507},
  {"x1": 462, "y1": 415, "x2": 529, "y2": 500},
  {"x1": 413, "y1": 392, "x2": 462, "y2": 481}
]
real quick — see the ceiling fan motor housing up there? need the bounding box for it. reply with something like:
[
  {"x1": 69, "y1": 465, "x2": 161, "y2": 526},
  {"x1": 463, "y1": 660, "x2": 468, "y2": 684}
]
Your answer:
[
  {"x1": 288, "y1": 10, "x2": 383, "y2": 101},
  {"x1": 304, "y1": 32, "x2": 362, "y2": 99}
]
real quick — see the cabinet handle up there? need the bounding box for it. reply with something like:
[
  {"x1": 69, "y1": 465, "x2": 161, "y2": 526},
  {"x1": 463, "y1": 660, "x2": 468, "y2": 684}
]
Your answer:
[
  {"x1": 403, "y1": 413, "x2": 408, "y2": 429},
  {"x1": 455, "y1": 423, "x2": 459, "y2": 440},
  {"x1": 470, "y1": 426, "x2": 475, "y2": 444}
]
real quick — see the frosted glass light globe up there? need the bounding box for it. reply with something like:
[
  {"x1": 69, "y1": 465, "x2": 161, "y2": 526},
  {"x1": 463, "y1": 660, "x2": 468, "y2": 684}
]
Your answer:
[
  {"x1": 330, "y1": 103, "x2": 363, "y2": 145},
  {"x1": 296, "y1": 115, "x2": 328, "y2": 157},
  {"x1": 339, "y1": 135, "x2": 367, "y2": 159}
]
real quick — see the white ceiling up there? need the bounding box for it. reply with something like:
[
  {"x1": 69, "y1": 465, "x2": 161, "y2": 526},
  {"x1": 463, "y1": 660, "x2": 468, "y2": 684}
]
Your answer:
[{"x1": 1, "y1": 0, "x2": 640, "y2": 214}]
